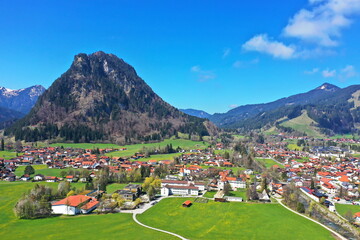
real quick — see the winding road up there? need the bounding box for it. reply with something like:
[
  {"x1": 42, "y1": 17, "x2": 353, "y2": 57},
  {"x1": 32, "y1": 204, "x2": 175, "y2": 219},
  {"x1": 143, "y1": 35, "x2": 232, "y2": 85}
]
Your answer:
[
  {"x1": 133, "y1": 213, "x2": 189, "y2": 240},
  {"x1": 274, "y1": 198, "x2": 347, "y2": 240}
]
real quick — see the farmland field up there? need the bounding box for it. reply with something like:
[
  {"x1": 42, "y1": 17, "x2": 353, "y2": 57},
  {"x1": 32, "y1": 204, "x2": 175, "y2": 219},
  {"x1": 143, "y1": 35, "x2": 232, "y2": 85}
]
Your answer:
[
  {"x1": 0, "y1": 182, "x2": 174, "y2": 240},
  {"x1": 138, "y1": 197, "x2": 335, "y2": 240},
  {"x1": 226, "y1": 189, "x2": 247, "y2": 199},
  {"x1": 138, "y1": 153, "x2": 183, "y2": 162},
  {"x1": 335, "y1": 203, "x2": 360, "y2": 218},
  {"x1": 255, "y1": 158, "x2": 284, "y2": 169},
  {"x1": 280, "y1": 111, "x2": 323, "y2": 138},
  {"x1": 287, "y1": 143, "x2": 303, "y2": 151},
  {"x1": 14, "y1": 165, "x2": 73, "y2": 177},
  {"x1": 105, "y1": 139, "x2": 208, "y2": 158},
  {"x1": 0, "y1": 151, "x2": 22, "y2": 160},
  {"x1": 50, "y1": 143, "x2": 121, "y2": 149}
]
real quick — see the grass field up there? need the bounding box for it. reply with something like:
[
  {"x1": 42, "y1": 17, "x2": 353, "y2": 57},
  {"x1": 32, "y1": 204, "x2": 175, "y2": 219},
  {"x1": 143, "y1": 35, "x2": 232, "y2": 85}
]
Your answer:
[
  {"x1": 226, "y1": 189, "x2": 247, "y2": 199},
  {"x1": 50, "y1": 143, "x2": 121, "y2": 149},
  {"x1": 335, "y1": 203, "x2": 360, "y2": 218},
  {"x1": 203, "y1": 191, "x2": 216, "y2": 198},
  {"x1": 280, "y1": 111, "x2": 323, "y2": 138},
  {"x1": 264, "y1": 126, "x2": 279, "y2": 135},
  {"x1": 287, "y1": 143, "x2": 303, "y2": 151},
  {"x1": 188, "y1": 165, "x2": 246, "y2": 173},
  {"x1": 138, "y1": 197, "x2": 334, "y2": 240},
  {"x1": 0, "y1": 151, "x2": 22, "y2": 160},
  {"x1": 105, "y1": 182, "x2": 142, "y2": 194},
  {"x1": 232, "y1": 135, "x2": 246, "y2": 140},
  {"x1": 14, "y1": 165, "x2": 73, "y2": 177},
  {"x1": 0, "y1": 182, "x2": 175, "y2": 240},
  {"x1": 138, "y1": 153, "x2": 183, "y2": 162},
  {"x1": 106, "y1": 139, "x2": 208, "y2": 158},
  {"x1": 255, "y1": 158, "x2": 284, "y2": 169}
]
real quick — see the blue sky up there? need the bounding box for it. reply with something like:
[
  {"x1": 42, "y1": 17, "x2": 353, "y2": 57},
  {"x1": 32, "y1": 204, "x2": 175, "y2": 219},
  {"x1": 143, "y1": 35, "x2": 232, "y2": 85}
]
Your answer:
[{"x1": 0, "y1": 0, "x2": 359, "y2": 114}]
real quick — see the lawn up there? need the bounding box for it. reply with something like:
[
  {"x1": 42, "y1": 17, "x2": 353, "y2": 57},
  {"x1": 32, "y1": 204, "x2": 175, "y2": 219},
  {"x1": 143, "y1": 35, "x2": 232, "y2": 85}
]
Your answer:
[
  {"x1": 0, "y1": 151, "x2": 22, "y2": 160},
  {"x1": 106, "y1": 182, "x2": 142, "y2": 194},
  {"x1": 50, "y1": 143, "x2": 121, "y2": 149},
  {"x1": 335, "y1": 203, "x2": 360, "y2": 218},
  {"x1": 138, "y1": 153, "x2": 183, "y2": 162},
  {"x1": 226, "y1": 189, "x2": 247, "y2": 199},
  {"x1": 15, "y1": 166, "x2": 73, "y2": 177},
  {"x1": 188, "y1": 165, "x2": 246, "y2": 173},
  {"x1": 255, "y1": 158, "x2": 284, "y2": 169},
  {"x1": 137, "y1": 197, "x2": 334, "y2": 240},
  {"x1": 203, "y1": 191, "x2": 216, "y2": 198},
  {"x1": 106, "y1": 139, "x2": 208, "y2": 158},
  {"x1": 287, "y1": 143, "x2": 303, "y2": 151},
  {"x1": 280, "y1": 111, "x2": 323, "y2": 138},
  {"x1": 0, "y1": 182, "x2": 175, "y2": 240}
]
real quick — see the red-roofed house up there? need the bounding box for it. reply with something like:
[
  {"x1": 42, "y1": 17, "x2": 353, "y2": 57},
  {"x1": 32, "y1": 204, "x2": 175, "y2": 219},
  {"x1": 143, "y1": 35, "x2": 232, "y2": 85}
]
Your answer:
[{"x1": 52, "y1": 195, "x2": 99, "y2": 215}]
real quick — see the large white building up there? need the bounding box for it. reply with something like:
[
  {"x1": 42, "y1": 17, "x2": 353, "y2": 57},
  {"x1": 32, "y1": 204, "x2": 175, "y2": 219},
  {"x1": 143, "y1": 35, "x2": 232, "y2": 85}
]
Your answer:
[
  {"x1": 161, "y1": 184, "x2": 199, "y2": 196},
  {"x1": 51, "y1": 195, "x2": 99, "y2": 215}
]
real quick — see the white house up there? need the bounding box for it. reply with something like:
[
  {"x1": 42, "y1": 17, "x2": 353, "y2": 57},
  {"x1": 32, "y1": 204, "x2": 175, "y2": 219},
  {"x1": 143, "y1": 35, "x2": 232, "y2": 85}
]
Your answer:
[
  {"x1": 51, "y1": 195, "x2": 99, "y2": 215},
  {"x1": 33, "y1": 174, "x2": 45, "y2": 181},
  {"x1": 161, "y1": 185, "x2": 199, "y2": 196},
  {"x1": 218, "y1": 177, "x2": 246, "y2": 190}
]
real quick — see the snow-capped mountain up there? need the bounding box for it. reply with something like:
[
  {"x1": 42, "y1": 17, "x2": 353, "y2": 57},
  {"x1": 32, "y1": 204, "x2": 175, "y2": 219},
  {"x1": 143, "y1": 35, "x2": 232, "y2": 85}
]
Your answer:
[{"x1": 0, "y1": 85, "x2": 46, "y2": 113}]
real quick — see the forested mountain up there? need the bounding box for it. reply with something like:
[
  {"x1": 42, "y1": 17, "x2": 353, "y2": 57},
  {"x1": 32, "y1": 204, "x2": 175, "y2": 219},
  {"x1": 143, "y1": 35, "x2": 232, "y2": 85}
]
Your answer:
[
  {"x1": 210, "y1": 83, "x2": 340, "y2": 127},
  {"x1": 180, "y1": 109, "x2": 212, "y2": 119},
  {"x1": 213, "y1": 84, "x2": 360, "y2": 136},
  {"x1": 5, "y1": 51, "x2": 215, "y2": 143},
  {"x1": 0, "y1": 106, "x2": 24, "y2": 129},
  {"x1": 0, "y1": 85, "x2": 45, "y2": 113}
]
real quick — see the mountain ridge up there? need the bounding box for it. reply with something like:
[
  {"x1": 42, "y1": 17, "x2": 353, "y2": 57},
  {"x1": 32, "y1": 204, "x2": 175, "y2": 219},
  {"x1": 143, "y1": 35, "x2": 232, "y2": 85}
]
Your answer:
[{"x1": 5, "y1": 51, "x2": 215, "y2": 143}]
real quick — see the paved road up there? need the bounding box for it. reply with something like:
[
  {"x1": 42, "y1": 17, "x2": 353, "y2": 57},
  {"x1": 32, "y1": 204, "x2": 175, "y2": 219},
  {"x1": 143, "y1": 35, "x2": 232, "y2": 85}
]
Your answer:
[
  {"x1": 274, "y1": 197, "x2": 347, "y2": 240},
  {"x1": 133, "y1": 213, "x2": 188, "y2": 240}
]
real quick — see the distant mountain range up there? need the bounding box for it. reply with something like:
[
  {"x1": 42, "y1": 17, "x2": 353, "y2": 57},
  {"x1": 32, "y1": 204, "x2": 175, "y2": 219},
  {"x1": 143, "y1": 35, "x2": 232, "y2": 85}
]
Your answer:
[
  {"x1": 183, "y1": 83, "x2": 360, "y2": 136},
  {"x1": 5, "y1": 52, "x2": 215, "y2": 143},
  {"x1": 180, "y1": 109, "x2": 212, "y2": 119},
  {"x1": 0, "y1": 85, "x2": 45, "y2": 128}
]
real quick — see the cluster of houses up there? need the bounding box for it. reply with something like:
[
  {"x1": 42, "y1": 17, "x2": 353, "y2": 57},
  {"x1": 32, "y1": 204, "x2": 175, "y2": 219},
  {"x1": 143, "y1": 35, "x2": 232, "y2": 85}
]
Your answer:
[{"x1": 255, "y1": 142, "x2": 360, "y2": 202}]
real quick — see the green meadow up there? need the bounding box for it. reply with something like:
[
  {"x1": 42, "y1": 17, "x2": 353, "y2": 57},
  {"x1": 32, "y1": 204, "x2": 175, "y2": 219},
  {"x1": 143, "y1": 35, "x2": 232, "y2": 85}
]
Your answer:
[
  {"x1": 335, "y1": 203, "x2": 360, "y2": 218},
  {"x1": 0, "y1": 182, "x2": 174, "y2": 240},
  {"x1": 255, "y1": 158, "x2": 284, "y2": 169},
  {"x1": 50, "y1": 143, "x2": 121, "y2": 149},
  {"x1": 106, "y1": 139, "x2": 208, "y2": 158},
  {"x1": 137, "y1": 197, "x2": 334, "y2": 240},
  {"x1": 14, "y1": 165, "x2": 73, "y2": 177},
  {"x1": 0, "y1": 151, "x2": 22, "y2": 160}
]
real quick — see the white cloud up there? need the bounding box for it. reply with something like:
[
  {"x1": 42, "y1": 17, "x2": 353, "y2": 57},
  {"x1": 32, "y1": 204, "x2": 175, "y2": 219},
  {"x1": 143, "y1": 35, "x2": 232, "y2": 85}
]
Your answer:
[
  {"x1": 242, "y1": 34, "x2": 296, "y2": 59},
  {"x1": 304, "y1": 68, "x2": 319, "y2": 74},
  {"x1": 283, "y1": 0, "x2": 360, "y2": 46},
  {"x1": 229, "y1": 104, "x2": 238, "y2": 109},
  {"x1": 322, "y1": 69, "x2": 337, "y2": 77},
  {"x1": 190, "y1": 65, "x2": 216, "y2": 82},
  {"x1": 233, "y1": 61, "x2": 243, "y2": 68},
  {"x1": 222, "y1": 48, "x2": 231, "y2": 58},
  {"x1": 339, "y1": 65, "x2": 357, "y2": 80},
  {"x1": 191, "y1": 65, "x2": 201, "y2": 72}
]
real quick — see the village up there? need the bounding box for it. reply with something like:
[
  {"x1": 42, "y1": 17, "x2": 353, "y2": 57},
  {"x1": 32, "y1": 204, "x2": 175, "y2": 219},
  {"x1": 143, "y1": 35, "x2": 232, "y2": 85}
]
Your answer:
[{"x1": 1, "y1": 134, "x2": 360, "y2": 239}]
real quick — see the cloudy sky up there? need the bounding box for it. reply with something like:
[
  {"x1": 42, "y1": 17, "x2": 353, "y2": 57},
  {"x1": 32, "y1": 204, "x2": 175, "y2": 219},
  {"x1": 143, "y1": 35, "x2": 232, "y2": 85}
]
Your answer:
[{"x1": 0, "y1": 0, "x2": 359, "y2": 113}]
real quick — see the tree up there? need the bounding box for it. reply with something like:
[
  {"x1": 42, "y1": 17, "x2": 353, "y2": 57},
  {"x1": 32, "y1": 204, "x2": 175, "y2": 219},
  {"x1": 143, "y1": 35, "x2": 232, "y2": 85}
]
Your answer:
[
  {"x1": 260, "y1": 177, "x2": 268, "y2": 192},
  {"x1": 67, "y1": 190, "x2": 76, "y2": 197},
  {"x1": 24, "y1": 165, "x2": 35, "y2": 175},
  {"x1": 296, "y1": 202, "x2": 305, "y2": 213},
  {"x1": 147, "y1": 185, "x2": 155, "y2": 200},
  {"x1": 60, "y1": 170, "x2": 67, "y2": 178},
  {"x1": 223, "y1": 182, "x2": 232, "y2": 195},
  {"x1": 1, "y1": 138, "x2": 4, "y2": 151},
  {"x1": 310, "y1": 178, "x2": 315, "y2": 189},
  {"x1": 344, "y1": 210, "x2": 354, "y2": 223},
  {"x1": 57, "y1": 181, "x2": 71, "y2": 197}
]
